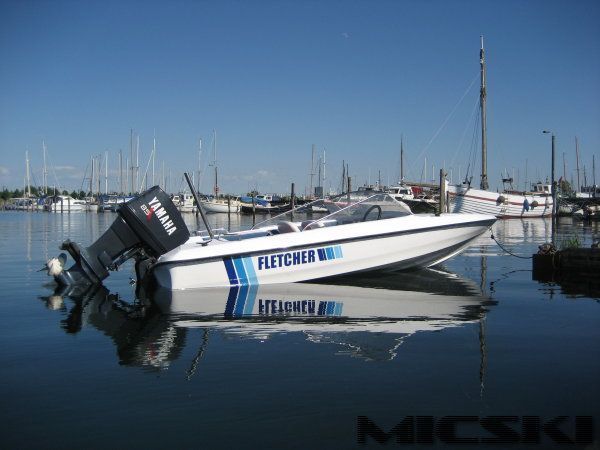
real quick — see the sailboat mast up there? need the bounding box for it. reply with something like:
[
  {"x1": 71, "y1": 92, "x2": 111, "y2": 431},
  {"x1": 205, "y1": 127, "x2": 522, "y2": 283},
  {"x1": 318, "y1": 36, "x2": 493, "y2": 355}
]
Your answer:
[
  {"x1": 105, "y1": 151, "x2": 108, "y2": 195},
  {"x1": 42, "y1": 140, "x2": 47, "y2": 195},
  {"x1": 25, "y1": 150, "x2": 31, "y2": 197},
  {"x1": 575, "y1": 137, "x2": 581, "y2": 191},
  {"x1": 322, "y1": 149, "x2": 326, "y2": 192},
  {"x1": 136, "y1": 135, "x2": 140, "y2": 193},
  {"x1": 152, "y1": 130, "x2": 156, "y2": 187},
  {"x1": 480, "y1": 35, "x2": 489, "y2": 190},
  {"x1": 400, "y1": 134, "x2": 404, "y2": 182},
  {"x1": 130, "y1": 129, "x2": 134, "y2": 194},
  {"x1": 310, "y1": 144, "x2": 315, "y2": 198},
  {"x1": 119, "y1": 149, "x2": 123, "y2": 194},
  {"x1": 90, "y1": 155, "x2": 94, "y2": 195},
  {"x1": 213, "y1": 129, "x2": 218, "y2": 196},
  {"x1": 197, "y1": 138, "x2": 202, "y2": 193}
]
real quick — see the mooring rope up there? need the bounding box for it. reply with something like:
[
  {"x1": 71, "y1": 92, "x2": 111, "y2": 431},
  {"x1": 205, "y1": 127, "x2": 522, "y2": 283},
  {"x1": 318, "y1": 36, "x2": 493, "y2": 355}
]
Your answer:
[{"x1": 490, "y1": 232, "x2": 533, "y2": 259}]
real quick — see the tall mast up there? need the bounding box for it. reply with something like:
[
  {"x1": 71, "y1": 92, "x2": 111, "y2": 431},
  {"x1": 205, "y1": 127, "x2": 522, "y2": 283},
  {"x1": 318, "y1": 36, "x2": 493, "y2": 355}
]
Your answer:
[
  {"x1": 400, "y1": 134, "x2": 404, "y2": 182},
  {"x1": 322, "y1": 149, "x2": 326, "y2": 190},
  {"x1": 97, "y1": 155, "x2": 101, "y2": 196},
  {"x1": 310, "y1": 144, "x2": 315, "y2": 198},
  {"x1": 213, "y1": 129, "x2": 218, "y2": 196},
  {"x1": 317, "y1": 156, "x2": 322, "y2": 190},
  {"x1": 105, "y1": 151, "x2": 108, "y2": 195},
  {"x1": 119, "y1": 149, "x2": 123, "y2": 194},
  {"x1": 42, "y1": 140, "x2": 47, "y2": 195},
  {"x1": 479, "y1": 35, "x2": 489, "y2": 190},
  {"x1": 575, "y1": 137, "x2": 581, "y2": 191},
  {"x1": 25, "y1": 150, "x2": 31, "y2": 197},
  {"x1": 197, "y1": 138, "x2": 202, "y2": 192},
  {"x1": 136, "y1": 134, "x2": 140, "y2": 192},
  {"x1": 152, "y1": 130, "x2": 156, "y2": 186},
  {"x1": 130, "y1": 129, "x2": 134, "y2": 194},
  {"x1": 90, "y1": 155, "x2": 94, "y2": 195}
]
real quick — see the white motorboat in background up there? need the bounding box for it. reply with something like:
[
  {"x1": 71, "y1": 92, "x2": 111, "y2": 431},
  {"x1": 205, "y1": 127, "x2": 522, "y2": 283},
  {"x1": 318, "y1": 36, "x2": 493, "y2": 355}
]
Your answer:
[
  {"x1": 172, "y1": 193, "x2": 197, "y2": 213},
  {"x1": 47, "y1": 184, "x2": 495, "y2": 291},
  {"x1": 99, "y1": 194, "x2": 134, "y2": 212},
  {"x1": 45, "y1": 195, "x2": 87, "y2": 212}
]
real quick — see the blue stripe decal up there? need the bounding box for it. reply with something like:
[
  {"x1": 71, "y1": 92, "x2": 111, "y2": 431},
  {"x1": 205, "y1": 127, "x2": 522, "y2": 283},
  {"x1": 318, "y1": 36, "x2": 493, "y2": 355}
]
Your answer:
[
  {"x1": 223, "y1": 257, "x2": 238, "y2": 285},
  {"x1": 242, "y1": 257, "x2": 258, "y2": 285},
  {"x1": 334, "y1": 303, "x2": 343, "y2": 316},
  {"x1": 224, "y1": 285, "x2": 240, "y2": 317},
  {"x1": 317, "y1": 249, "x2": 327, "y2": 261},
  {"x1": 334, "y1": 245, "x2": 342, "y2": 259},
  {"x1": 235, "y1": 284, "x2": 249, "y2": 316},
  {"x1": 326, "y1": 301, "x2": 335, "y2": 315},
  {"x1": 318, "y1": 301, "x2": 326, "y2": 315},
  {"x1": 233, "y1": 258, "x2": 248, "y2": 285},
  {"x1": 244, "y1": 284, "x2": 258, "y2": 314},
  {"x1": 325, "y1": 247, "x2": 335, "y2": 260}
]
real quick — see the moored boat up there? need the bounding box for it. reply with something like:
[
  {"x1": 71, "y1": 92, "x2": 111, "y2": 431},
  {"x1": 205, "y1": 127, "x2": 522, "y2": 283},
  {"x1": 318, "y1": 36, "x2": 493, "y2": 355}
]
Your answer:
[
  {"x1": 448, "y1": 37, "x2": 554, "y2": 219},
  {"x1": 45, "y1": 195, "x2": 87, "y2": 212},
  {"x1": 200, "y1": 196, "x2": 241, "y2": 213},
  {"x1": 448, "y1": 181, "x2": 553, "y2": 218}
]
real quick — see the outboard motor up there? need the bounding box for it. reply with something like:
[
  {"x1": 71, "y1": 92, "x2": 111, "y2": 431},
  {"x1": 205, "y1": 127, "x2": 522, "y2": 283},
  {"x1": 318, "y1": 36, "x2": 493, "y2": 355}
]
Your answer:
[{"x1": 50, "y1": 186, "x2": 189, "y2": 287}]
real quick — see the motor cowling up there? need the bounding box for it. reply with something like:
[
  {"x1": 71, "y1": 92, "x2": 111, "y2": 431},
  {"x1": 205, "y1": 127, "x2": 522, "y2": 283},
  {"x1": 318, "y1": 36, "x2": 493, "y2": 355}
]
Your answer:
[{"x1": 53, "y1": 186, "x2": 190, "y2": 287}]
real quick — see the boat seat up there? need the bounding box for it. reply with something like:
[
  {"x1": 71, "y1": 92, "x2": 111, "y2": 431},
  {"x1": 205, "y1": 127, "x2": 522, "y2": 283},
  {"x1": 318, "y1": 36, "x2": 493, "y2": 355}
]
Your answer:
[
  {"x1": 277, "y1": 221, "x2": 301, "y2": 234},
  {"x1": 300, "y1": 220, "x2": 324, "y2": 231}
]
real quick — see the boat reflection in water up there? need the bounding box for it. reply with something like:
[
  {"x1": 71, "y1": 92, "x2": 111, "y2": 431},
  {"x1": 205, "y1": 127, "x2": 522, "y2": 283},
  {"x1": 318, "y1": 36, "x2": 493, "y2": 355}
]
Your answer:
[{"x1": 41, "y1": 268, "x2": 496, "y2": 369}]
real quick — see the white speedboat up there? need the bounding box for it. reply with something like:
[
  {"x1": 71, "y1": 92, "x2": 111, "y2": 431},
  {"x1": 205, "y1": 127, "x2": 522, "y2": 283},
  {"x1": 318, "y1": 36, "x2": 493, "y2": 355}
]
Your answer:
[
  {"x1": 47, "y1": 185, "x2": 495, "y2": 291},
  {"x1": 45, "y1": 195, "x2": 87, "y2": 212}
]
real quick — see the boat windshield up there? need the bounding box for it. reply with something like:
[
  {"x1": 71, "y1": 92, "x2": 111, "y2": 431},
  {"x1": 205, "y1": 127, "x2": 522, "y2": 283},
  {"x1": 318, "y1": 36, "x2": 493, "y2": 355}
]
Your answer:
[{"x1": 251, "y1": 191, "x2": 412, "y2": 230}]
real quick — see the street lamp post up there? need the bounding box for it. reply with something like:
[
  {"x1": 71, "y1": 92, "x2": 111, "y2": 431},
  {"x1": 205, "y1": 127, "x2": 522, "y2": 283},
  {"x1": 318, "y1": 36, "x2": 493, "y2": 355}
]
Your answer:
[{"x1": 543, "y1": 130, "x2": 557, "y2": 222}]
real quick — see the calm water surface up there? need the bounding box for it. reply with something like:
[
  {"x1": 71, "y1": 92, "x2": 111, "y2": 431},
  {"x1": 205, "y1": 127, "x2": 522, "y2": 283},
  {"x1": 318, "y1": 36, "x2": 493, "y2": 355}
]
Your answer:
[{"x1": 0, "y1": 212, "x2": 598, "y2": 449}]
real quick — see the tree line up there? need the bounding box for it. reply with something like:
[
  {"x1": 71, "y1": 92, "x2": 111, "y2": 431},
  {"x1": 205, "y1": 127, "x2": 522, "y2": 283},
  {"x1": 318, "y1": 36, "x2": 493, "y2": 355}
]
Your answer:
[{"x1": 0, "y1": 187, "x2": 89, "y2": 201}]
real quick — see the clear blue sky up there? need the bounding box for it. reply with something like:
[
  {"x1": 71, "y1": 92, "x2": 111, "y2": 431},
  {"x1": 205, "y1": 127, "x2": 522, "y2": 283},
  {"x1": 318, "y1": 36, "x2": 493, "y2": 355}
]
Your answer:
[{"x1": 1, "y1": 0, "x2": 599, "y2": 195}]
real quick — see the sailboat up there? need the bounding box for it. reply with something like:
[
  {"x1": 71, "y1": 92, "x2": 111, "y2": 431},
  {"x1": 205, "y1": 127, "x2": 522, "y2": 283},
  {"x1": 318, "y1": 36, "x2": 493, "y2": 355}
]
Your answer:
[
  {"x1": 199, "y1": 130, "x2": 241, "y2": 213},
  {"x1": 447, "y1": 37, "x2": 553, "y2": 218}
]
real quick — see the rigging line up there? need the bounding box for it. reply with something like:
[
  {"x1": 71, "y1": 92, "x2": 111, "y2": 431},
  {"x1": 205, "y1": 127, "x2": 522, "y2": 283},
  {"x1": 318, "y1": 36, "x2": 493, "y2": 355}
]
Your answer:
[
  {"x1": 46, "y1": 149, "x2": 62, "y2": 194},
  {"x1": 80, "y1": 162, "x2": 90, "y2": 193},
  {"x1": 407, "y1": 72, "x2": 479, "y2": 176},
  {"x1": 465, "y1": 110, "x2": 481, "y2": 182},
  {"x1": 448, "y1": 95, "x2": 480, "y2": 170},
  {"x1": 490, "y1": 231, "x2": 533, "y2": 259}
]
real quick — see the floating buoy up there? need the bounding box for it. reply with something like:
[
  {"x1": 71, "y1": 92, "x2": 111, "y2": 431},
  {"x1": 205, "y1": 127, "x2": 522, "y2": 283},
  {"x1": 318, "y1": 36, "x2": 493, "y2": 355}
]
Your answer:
[
  {"x1": 496, "y1": 195, "x2": 506, "y2": 204},
  {"x1": 531, "y1": 200, "x2": 539, "y2": 208}
]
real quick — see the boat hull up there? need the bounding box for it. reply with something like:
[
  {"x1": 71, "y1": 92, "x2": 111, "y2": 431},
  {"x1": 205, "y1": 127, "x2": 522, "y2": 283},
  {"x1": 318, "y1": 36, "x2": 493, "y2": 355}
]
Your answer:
[
  {"x1": 46, "y1": 201, "x2": 87, "y2": 212},
  {"x1": 200, "y1": 200, "x2": 241, "y2": 213},
  {"x1": 150, "y1": 214, "x2": 495, "y2": 289},
  {"x1": 448, "y1": 185, "x2": 552, "y2": 218}
]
